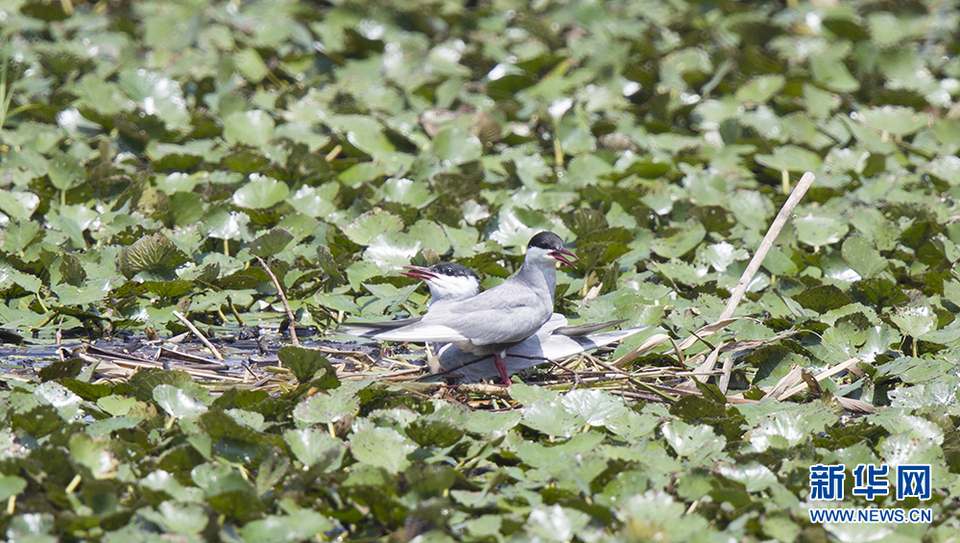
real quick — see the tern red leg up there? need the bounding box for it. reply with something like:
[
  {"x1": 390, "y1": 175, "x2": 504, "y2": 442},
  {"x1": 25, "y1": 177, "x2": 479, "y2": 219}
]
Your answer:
[{"x1": 494, "y1": 353, "x2": 512, "y2": 385}]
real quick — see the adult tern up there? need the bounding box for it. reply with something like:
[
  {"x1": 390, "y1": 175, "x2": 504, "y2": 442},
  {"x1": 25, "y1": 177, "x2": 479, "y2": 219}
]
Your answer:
[{"x1": 366, "y1": 231, "x2": 576, "y2": 384}]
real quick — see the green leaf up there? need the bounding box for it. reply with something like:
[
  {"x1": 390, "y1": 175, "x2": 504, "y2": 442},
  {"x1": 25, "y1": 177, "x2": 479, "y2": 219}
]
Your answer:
[
  {"x1": 521, "y1": 400, "x2": 585, "y2": 437},
  {"x1": 718, "y1": 462, "x2": 778, "y2": 493},
  {"x1": 288, "y1": 184, "x2": 339, "y2": 218},
  {"x1": 283, "y1": 428, "x2": 345, "y2": 470},
  {"x1": 860, "y1": 105, "x2": 927, "y2": 137},
  {"x1": 661, "y1": 420, "x2": 724, "y2": 459},
  {"x1": 235, "y1": 49, "x2": 269, "y2": 83},
  {"x1": 406, "y1": 417, "x2": 465, "y2": 448},
  {"x1": 238, "y1": 510, "x2": 335, "y2": 543},
  {"x1": 524, "y1": 505, "x2": 591, "y2": 542},
  {"x1": 742, "y1": 402, "x2": 838, "y2": 452},
  {"x1": 735, "y1": 74, "x2": 785, "y2": 104},
  {"x1": 0, "y1": 191, "x2": 41, "y2": 220},
  {"x1": 232, "y1": 175, "x2": 289, "y2": 209},
  {"x1": 278, "y1": 346, "x2": 339, "y2": 387},
  {"x1": 96, "y1": 395, "x2": 140, "y2": 417},
  {"x1": 0, "y1": 475, "x2": 27, "y2": 502},
  {"x1": 62, "y1": 379, "x2": 114, "y2": 401},
  {"x1": 793, "y1": 285, "x2": 851, "y2": 313},
  {"x1": 559, "y1": 389, "x2": 630, "y2": 426},
  {"x1": 38, "y1": 358, "x2": 83, "y2": 382},
  {"x1": 154, "y1": 384, "x2": 208, "y2": 419},
  {"x1": 119, "y1": 233, "x2": 190, "y2": 279},
  {"x1": 139, "y1": 501, "x2": 209, "y2": 535},
  {"x1": 36, "y1": 381, "x2": 82, "y2": 419},
  {"x1": 47, "y1": 152, "x2": 86, "y2": 191},
  {"x1": 809, "y1": 55, "x2": 860, "y2": 92},
  {"x1": 604, "y1": 410, "x2": 660, "y2": 442},
  {"x1": 794, "y1": 212, "x2": 848, "y2": 247},
  {"x1": 223, "y1": 110, "x2": 275, "y2": 147},
  {"x1": 754, "y1": 145, "x2": 823, "y2": 172},
  {"x1": 201, "y1": 206, "x2": 248, "y2": 240},
  {"x1": 650, "y1": 223, "x2": 706, "y2": 259},
  {"x1": 430, "y1": 126, "x2": 483, "y2": 165},
  {"x1": 249, "y1": 227, "x2": 294, "y2": 258},
  {"x1": 128, "y1": 371, "x2": 191, "y2": 404},
  {"x1": 841, "y1": 236, "x2": 887, "y2": 278},
  {"x1": 292, "y1": 392, "x2": 359, "y2": 426},
  {"x1": 349, "y1": 426, "x2": 415, "y2": 472},
  {"x1": 342, "y1": 209, "x2": 404, "y2": 246},
  {"x1": 316, "y1": 244, "x2": 345, "y2": 285}
]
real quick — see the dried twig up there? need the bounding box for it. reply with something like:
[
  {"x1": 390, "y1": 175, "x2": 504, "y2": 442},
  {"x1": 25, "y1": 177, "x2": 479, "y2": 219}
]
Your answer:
[
  {"x1": 172, "y1": 310, "x2": 223, "y2": 360},
  {"x1": 680, "y1": 172, "x2": 815, "y2": 381},
  {"x1": 720, "y1": 171, "x2": 815, "y2": 320},
  {"x1": 718, "y1": 356, "x2": 735, "y2": 393},
  {"x1": 777, "y1": 357, "x2": 862, "y2": 401},
  {"x1": 589, "y1": 357, "x2": 678, "y2": 403},
  {"x1": 257, "y1": 256, "x2": 299, "y2": 347}
]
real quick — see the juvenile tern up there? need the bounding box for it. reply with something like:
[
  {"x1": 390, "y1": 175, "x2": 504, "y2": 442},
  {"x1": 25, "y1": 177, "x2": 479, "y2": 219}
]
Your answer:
[
  {"x1": 342, "y1": 262, "x2": 479, "y2": 337},
  {"x1": 366, "y1": 231, "x2": 576, "y2": 384},
  {"x1": 436, "y1": 316, "x2": 652, "y2": 383}
]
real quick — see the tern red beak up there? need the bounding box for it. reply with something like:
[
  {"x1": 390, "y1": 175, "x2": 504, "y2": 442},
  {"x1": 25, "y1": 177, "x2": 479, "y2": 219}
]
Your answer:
[
  {"x1": 549, "y1": 248, "x2": 578, "y2": 267},
  {"x1": 399, "y1": 265, "x2": 437, "y2": 280}
]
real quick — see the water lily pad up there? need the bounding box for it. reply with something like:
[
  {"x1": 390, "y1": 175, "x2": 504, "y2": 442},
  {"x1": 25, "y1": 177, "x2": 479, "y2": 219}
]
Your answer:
[
  {"x1": 649, "y1": 223, "x2": 706, "y2": 258},
  {"x1": 238, "y1": 509, "x2": 335, "y2": 543},
  {"x1": 232, "y1": 175, "x2": 289, "y2": 209},
  {"x1": 292, "y1": 391, "x2": 359, "y2": 426},
  {"x1": 349, "y1": 426, "x2": 415, "y2": 472},
  {"x1": 429, "y1": 126, "x2": 483, "y2": 165},
  {"x1": 559, "y1": 389, "x2": 630, "y2": 426},
  {"x1": 794, "y1": 285, "x2": 852, "y2": 313},
  {"x1": 119, "y1": 233, "x2": 190, "y2": 279},
  {"x1": 283, "y1": 428, "x2": 346, "y2": 470},
  {"x1": 754, "y1": 145, "x2": 823, "y2": 173},
  {"x1": 154, "y1": 384, "x2": 208, "y2": 419},
  {"x1": 249, "y1": 227, "x2": 294, "y2": 258},
  {"x1": 278, "y1": 346, "x2": 339, "y2": 387},
  {"x1": 235, "y1": 48, "x2": 269, "y2": 83},
  {"x1": 524, "y1": 505, "x2": 591, "y2": 542},
  {"x1": 735, "y1": 74, "x2": 785, "y2": 104},
  {"x1": 661, "y1": 420, "x2": 724, "y2": 461},
  {"x1": 521, "y1": 400, "x2": 586, "y2": 437},
  {"x1": 139, "y1": 501, "x2": 208, "y2": 535},
  {"x1": 794, "y1": 212, "x2": 848, "y2": 247},
  {"x1": 841, "y1": 236, "x2": 887, "y2": 278},
  {"x1": 860, "y1": 105, "x2": 927, "y2": 137},
  {"x1": 224, "y1": 110, "x2": 276, "y2": 147},
  {"x1": 47, "y1": 152, "x2": 86, "y2": 191},
  {"x1": 342, "y1": 209, "x2": 404, "y2": 246},
  {"x1": 0, "y1": 475, "x2": 27, "y2": 502}
]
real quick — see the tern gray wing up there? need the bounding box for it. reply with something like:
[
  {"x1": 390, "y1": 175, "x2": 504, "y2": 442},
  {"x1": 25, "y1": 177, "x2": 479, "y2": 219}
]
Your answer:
[
  {"x1": 370, "y1": 283, "x2": 552, "y2": 348},
  {"x1": 416, "y1": 279, "x2": 554, "y2": 346}
]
